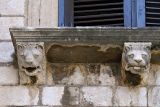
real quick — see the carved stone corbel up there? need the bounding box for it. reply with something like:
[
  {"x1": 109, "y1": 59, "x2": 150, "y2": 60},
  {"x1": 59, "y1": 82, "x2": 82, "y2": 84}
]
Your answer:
[
  {"x1": 16, "y1": 42, "x2": 46, "y2": 85},
  {"x1": 121, "y1": 42, "x2": 152, "y2": 86}
]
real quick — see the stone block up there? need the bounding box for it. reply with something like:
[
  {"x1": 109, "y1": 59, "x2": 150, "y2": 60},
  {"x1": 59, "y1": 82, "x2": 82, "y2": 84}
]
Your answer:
[
  {"x1": 148, "y1": 64, "x2": 160, "y2": 85},
  {"x1": 42, "y1": 86, "x2": 80, "y2": 106},
  {"x1": 148, "y1": 87, "x2": 160, "y2": 107},
  {"x1": 0, "y1": 17, "x2": 24, "y2": 40},
  {"x1": 114, "y1": 86, "x2": 147, "y2": 106},
  {"x1": 80, "y1": 87, "x2": 112, "y2": 106},
  {"x1": 0, "y1": 86, "x2": 39, "y2": 106},
  {"x1": 0, "y1": 0, "x2": 25, "y2": 15},
  {"x1": 0, "y1": 42, "x2": 15, "y2": 63},
  {"x1": 0, "y1": 65, "x2": 18, "y2": 85},
  {"x1": 61, "y1": 87, "x2": 80, "y2": 106},
  {"x1": 42, "y1": 86, "x2": 64, "y2": 106}
]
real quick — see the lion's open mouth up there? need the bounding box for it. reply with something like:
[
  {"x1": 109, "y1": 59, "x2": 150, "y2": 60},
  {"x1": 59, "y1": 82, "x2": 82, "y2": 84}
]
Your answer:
[
  {"x1": 26, "y1": 67, "x2": 37, "y2": 73},
  {"x1": 129, "y1": 66, "x2": 146, "y2": 71},
  {"x1": 125, "y1": 65, "x2": 148, "y2": 74},
  {"x1": 133, "y1": 66, "x2": 144, "y2": 70},
  {"x1": 127, "y1": 65, "x2": 146, "y2": 70},
  {"x1": 22, "y1": 66, "x2": 40, "y2": 74}
]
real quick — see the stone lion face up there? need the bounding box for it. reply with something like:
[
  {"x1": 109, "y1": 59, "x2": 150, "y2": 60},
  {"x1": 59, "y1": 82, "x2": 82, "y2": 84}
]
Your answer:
[
  {"x1": 17, "y1": 42, "x2": 44, "y2": 76},
  {"x1": 122, "y1": 43, "x2": 151, "y2": 75}
]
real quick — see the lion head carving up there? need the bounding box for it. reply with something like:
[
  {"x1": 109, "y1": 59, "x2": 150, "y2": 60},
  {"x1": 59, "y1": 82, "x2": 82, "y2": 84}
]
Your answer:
[
  {"x1": 17, "y1": 42, "x2": 45, "y2": 76},
  {"x1": 121, "y1": 42, "x2": 151, "y2": 86}
]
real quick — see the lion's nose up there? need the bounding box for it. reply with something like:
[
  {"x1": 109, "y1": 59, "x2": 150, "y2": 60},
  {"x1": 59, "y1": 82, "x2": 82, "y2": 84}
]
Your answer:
[
  {"x1": 25, "y1": 54, "x2": 34, "y2": 64},
  {"x1": 135, "y1": 59, "x2": 142, "y2": 63},
  {"x1": 26, "y1": 58, "x2": 33, "y2": 64}
]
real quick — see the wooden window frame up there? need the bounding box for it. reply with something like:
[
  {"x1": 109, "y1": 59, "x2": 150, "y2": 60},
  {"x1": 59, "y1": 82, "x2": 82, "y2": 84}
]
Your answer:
[{"x1": 58, "y1": 0, "x2": 145, "y2": 27}]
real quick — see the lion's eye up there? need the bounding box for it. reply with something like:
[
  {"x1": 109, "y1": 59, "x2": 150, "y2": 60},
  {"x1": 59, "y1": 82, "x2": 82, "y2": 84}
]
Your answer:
[
  {"x1": 33, "y1": 53, "x2": 39, "y2": 58},
  {"x1": 142, "y1": 54, "x2": 147, "y2": 58},
  {"x1": 128, "y1": 54, "x2": 134, "y2": 58},
  {"x1": 19, "y1": 54, "x2": 25, "y2": 59}
]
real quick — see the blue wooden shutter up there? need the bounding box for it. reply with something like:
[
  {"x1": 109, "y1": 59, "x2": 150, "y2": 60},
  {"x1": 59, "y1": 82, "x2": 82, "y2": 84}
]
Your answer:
[
  {"x1": 58, "y1": 0, "x2": 64, "y2": 26},
  {"x1": 124, "y1": 0, "x2": 132, "y2": 27},
  {"x1": 132, "y1": 0, "x2": 145, "y2": 27},
  {"x1": 58, "y1": 0, "x2": 73, "y2": 26}
]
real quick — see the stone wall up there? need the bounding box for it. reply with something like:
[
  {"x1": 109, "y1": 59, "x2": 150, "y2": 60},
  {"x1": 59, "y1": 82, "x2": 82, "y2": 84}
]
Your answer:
[{"x1": 0, "y1": 0, "x2": 160, "y2": 107}]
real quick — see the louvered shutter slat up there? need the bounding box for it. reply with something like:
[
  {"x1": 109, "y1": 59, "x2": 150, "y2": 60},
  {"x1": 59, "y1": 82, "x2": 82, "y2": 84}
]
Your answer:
[
  {"x1": 74, "y1": 0, "x2": 124, "y2": 26},
  {"x1": 146, "y1": 0, "x2": 160, "y2": 26}
]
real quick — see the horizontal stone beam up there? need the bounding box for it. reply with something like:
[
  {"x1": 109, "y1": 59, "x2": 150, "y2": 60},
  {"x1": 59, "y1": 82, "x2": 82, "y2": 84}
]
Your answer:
[{"x1": 10, "y1": 27, "x2": 160, "y2": 63}]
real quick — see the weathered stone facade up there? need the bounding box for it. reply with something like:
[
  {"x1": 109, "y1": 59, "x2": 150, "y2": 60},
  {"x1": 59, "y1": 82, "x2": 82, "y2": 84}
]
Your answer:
[{"x1": 1, "y1": 0, "x2": 160, "y2": 107}]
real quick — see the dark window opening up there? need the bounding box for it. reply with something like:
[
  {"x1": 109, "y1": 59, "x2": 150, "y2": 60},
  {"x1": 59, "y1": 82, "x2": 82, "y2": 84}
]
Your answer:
[
  {"x1": 146, "y1": 0, "x2": 160, "y2": 26},
  {"x1": 74, "y1": 0, "x2": 124, "y2": 27}
]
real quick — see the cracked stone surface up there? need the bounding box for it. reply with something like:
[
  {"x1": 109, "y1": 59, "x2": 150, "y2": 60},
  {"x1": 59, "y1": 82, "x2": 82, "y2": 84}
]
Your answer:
[{"x1": 80, "y1": 87, "x2": 112, "y2": 106}]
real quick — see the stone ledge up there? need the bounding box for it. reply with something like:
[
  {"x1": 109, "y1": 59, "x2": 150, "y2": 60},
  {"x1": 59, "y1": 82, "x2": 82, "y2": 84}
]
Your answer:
[{"x1": 10, "y1": 27, "x2": 160, "y2": 63}]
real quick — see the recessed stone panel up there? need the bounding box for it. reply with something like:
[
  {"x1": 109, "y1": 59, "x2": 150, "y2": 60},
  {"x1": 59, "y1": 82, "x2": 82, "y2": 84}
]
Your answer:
[{"x1": 47, "y1": 44, "x2": 122, "y2": 63}]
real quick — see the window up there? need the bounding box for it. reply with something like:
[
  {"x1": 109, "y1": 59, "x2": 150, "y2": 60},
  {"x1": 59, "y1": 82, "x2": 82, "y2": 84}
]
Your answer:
[{"x1": 58, "y1": 0, "x2": 160, "y2": 27}]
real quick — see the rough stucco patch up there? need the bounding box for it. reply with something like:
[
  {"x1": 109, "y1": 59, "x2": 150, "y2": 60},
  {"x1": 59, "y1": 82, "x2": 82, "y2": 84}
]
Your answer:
[
  {"x1": 50, "y1": 64, "x2": 86, "y2": 85},
  {"x1": 148, "y1": 87, "x2": 160, "y2": 107},
  {"x1": 114, "y1": 86, "x2": 147, "y2": 106},
  {"x1": 80, "y1": 87, "x2": 112, "y2": 106},
  {"x1": 48, "y1": 63, "x2": 117, "y2": 86},
  {"x1": 87, "y1": 64, "x2": 116, "y2": 85}
]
